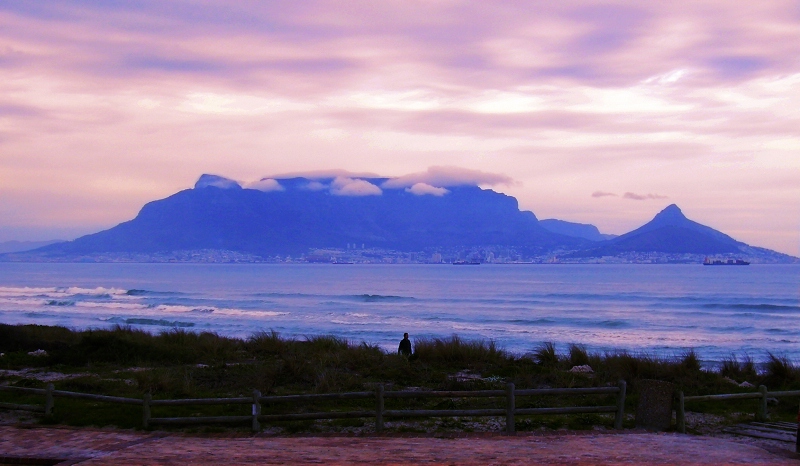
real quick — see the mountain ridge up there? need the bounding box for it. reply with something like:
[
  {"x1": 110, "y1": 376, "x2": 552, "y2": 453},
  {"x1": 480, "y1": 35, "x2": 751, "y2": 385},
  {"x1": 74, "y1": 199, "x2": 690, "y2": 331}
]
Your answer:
[
  {"x1": 539, "y1": 219, "x2": 617, "y2": 242},
  {"x1": 28, "y1": 175, "x2": 586, "y2": 258},
  {"x1": 3, "y1": 175, "x2": 796, "y2": 263}
]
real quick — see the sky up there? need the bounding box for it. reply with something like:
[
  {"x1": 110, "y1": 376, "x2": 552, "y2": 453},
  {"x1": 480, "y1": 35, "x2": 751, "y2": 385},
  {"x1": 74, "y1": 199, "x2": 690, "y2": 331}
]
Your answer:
[{"x1": 0, "y1": 1, "x2": 799, "y2": 256}]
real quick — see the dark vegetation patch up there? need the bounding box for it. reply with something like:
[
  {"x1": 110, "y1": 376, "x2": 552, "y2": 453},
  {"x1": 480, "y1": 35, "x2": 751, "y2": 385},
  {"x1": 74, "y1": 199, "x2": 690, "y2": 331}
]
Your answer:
[{"x1": 1, "y1": 324, "x2": 799, "y2": 433}]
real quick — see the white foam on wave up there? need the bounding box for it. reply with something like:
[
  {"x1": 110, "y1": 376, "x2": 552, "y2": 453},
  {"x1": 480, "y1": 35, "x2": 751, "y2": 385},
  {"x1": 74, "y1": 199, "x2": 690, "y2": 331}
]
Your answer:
[
  {"x1": 0, "y1": 286, "x2": 131, "y2": 299},
  {"x1": 153, "y1": 304, "x2": 288, "y2": 318},
  {"x1": 214, "y1": 308, "x2": 289, "y2": 317},
  {"x1": 0, "y1": 286, "x2": 60, "y2": 297},
  {"x1": 65, "y1": 286, "x2": 128, "y2": 296},
  {"x1": 75, "y1": 301, "x2": 149, "y2": 310},
  {"x1": 330, "y1": 319, "x2": 381, "y2": 325},
  {"x1": 0, "y1": 297, "x2": 49, "y2": 307},
  {"x1": 154, "y1": 304, "x2": 213, "y2": 314}
]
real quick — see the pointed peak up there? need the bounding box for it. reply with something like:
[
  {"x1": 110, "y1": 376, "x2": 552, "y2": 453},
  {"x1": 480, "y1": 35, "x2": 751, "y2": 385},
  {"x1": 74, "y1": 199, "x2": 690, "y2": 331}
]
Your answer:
[
  {"x1": 652, "y1": 204, "x2": 687, "y2": 222},
  {"x1": 194, "y1": 174, "x2": 242, "y2": 190}
]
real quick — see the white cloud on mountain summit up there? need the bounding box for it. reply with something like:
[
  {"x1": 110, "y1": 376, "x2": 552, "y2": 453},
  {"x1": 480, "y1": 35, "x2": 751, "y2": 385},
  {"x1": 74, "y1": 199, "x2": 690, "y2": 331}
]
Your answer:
[
  {"x1": 330, "y1": 177, "x2": 382, "y2": 196},
  {"x1": 406, "y1": 183, "x2": 449, "y2": 196},
  {"x1": 302, "y1": 181, "x2": 328, "y2": 191},
  {"x1": 199, "y1": 166, "x2": 510, "y2": 197},
  {"x1": 246, "y1": 178, "x2": 284, "y2": 192},
  {"x1": 382, "y1": 166, "x2": 513, "y2": 189}
]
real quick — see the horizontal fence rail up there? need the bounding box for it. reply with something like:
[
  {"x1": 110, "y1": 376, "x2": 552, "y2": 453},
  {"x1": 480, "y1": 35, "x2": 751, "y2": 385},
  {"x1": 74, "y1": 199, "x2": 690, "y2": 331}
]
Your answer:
[
  {"x1": 150, "y1": 397, "x2": 251, "y2": 406},
  {"x1": 676, "y1": 385, "x2": 800, "y2": 434},
  {"x1": 0, "y1": 401, "x2": 45, "y2": 412},
  {"x1": 0, "y1": 386, "x2": 47, "y2": 395},
  {"x1": 384, "y1": 390, "x2": 504, "y2": 398},
  {"x1": 0, "y1": 381, "x2": 627, "y2": 433},
  {"x1": 684, "y1": 393, "x2": 763, "y2": 402},
  {"x1": 516, "y1": 406, "x2": 618, "y2": 416},
  {"x1": 51, "y1": 390, "x2": 142, "y2": 405},
  {"x1": 260, "y1": 392, "x2": 374, "y2": 403}
]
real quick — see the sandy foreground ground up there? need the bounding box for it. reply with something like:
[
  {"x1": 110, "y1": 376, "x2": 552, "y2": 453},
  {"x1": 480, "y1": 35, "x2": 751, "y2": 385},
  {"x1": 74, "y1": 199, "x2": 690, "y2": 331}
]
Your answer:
[{"x1": 1, "y1": 426, "x2": 798, "y2": 465}]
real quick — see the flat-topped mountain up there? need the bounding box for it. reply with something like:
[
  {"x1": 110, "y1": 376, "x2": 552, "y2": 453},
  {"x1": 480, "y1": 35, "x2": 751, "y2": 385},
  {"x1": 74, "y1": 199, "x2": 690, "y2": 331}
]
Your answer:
[
  {"x1": 4, "y1": 175, "x2": 795, "y2": 263},
  {"x1": 28, "y1": 174, "x2": 584, "y2": 258}
]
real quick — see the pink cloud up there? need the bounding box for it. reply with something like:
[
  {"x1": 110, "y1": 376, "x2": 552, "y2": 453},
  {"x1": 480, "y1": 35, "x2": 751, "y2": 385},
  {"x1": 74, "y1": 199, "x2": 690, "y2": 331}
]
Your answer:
[
  {"x1": 383, "y1": 166, "x2": 512, "y2": 189},
  {"x1": 592, "y1": 191, "x2": 617, "y2": 198},
  {"x1": 0, "y1": 2, "x2": 798, "y2": 255},
  {"x1": 272, "y1": 169, "x2": 380, "y2": 179},
  {"x1": 623, "y1": 192, "x2": 668, "y2": 201}
]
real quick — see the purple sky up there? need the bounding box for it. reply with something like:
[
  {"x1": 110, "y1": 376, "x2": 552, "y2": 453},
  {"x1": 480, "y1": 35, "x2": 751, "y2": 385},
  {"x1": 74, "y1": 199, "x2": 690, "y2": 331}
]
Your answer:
[{"x1": 1, "y1": 1, "x2": 798, "y2": 255}]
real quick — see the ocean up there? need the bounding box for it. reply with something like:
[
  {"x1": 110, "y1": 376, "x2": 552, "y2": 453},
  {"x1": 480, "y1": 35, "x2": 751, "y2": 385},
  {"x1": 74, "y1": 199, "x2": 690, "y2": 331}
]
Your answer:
[{"x1": 0, "y1": 263, "x2": 798, "y2": 364}]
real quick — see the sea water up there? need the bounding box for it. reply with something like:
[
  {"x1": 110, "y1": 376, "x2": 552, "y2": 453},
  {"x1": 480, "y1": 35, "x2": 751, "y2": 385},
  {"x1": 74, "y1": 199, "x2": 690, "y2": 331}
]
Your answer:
[{"x1": 0, "y1": 263, "x2": 798, "y2": 364}]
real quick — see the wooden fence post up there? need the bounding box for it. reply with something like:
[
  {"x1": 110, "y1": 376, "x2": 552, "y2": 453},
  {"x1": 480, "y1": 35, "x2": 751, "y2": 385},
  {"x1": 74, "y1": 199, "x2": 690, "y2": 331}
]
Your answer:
[
  {"x1": 252, "y1": 389, "x2": 261, "y2": 433},
  {"x1": 614, "y1": 380, "x2": 626, "y2": 430},
  {"x1": 795, "y1": 402, "x2": 799, "y2": 454},
  {"x1": 757, "y1": 385, "x2": 768, "y2": 421},
  {"x1": 375, "y1": 384, "x2": 384, "y2": 433},
  {"x1": 142, "y1": 393, "x2": 151, "y2": 429},
  {"x1": 506, "y1": 382, "x2": 515, "y2": 435},
  {"x1": 676, "y1": 391, "x2": 685, "y2": 434},
  {"x1": 45, "y1": 383, "x2": 54, "y2": 416}
]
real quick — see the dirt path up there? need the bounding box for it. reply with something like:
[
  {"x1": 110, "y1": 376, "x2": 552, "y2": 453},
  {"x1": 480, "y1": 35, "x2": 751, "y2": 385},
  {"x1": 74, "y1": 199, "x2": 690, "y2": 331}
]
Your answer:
[{"x1": 1, "y1": 426, "x2": 797, "y2": 465}]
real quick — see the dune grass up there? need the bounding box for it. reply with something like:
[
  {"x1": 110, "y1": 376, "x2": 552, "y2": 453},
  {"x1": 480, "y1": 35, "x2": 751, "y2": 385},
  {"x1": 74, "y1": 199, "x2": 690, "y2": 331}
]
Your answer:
[{"x1": 1, "y1": 323, "x2": 799, "y2": 431}]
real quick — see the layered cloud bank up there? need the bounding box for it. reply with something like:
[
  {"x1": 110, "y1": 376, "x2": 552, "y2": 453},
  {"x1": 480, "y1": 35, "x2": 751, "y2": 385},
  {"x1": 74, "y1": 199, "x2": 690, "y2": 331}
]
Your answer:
[
  {"x1": 193, "y1": 166, "x2": 505, "y2": 197},
  {"x1": 0, "y1": 2, "x2": 798, "y2": 254},
  {"x1": 381, "y1": 167, "x2": 513, "y2": 189}
]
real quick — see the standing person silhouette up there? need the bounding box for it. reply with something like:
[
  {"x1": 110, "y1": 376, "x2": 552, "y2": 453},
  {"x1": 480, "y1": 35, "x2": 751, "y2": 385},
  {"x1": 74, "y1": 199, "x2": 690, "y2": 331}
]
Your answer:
[{"x1": 398, "y1": 333, "x2": 412, "y2": 357}]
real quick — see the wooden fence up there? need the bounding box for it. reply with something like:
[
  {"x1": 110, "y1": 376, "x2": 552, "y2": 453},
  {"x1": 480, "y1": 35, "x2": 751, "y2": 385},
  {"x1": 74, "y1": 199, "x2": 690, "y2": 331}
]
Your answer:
[
  {"x1": 675, "y1": 386, "x2": 800, "y2": 433},
  {"x1": 0, "y1": 381, "x2": 627, "y2": 434}
]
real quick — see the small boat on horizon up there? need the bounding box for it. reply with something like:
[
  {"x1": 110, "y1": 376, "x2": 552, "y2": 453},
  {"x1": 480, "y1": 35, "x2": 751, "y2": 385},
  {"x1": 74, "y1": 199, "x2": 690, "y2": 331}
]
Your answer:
[
  {"x1": 703, "y1": 257, "x2": 750, "y2": 266},
  {"x1": 453, "y1": 260, "x2": 481, "y2": 265}
]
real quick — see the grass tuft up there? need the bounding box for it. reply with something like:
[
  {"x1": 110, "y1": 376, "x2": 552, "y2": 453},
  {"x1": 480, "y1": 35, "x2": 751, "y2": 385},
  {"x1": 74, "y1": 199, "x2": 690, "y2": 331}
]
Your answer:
[
  {"x1": 533, "y1": 342, "x2": 559, "y2": 367},
  {"x1": 720, "y1": 354, "x2": 757, "y2": 382},
  {"x1": 413, "y1": 335, "x2": 506, "y2": 367},
  {"x1": 2, "y1": 323, "x2": 800, "y2": 433},
  {"x1": 568, "y1": 344, "x2": 590, "y2": 367},
  {"x1": 764, "y1": 353, "x2": 797, "y2": 387},
  {"x1": 680, "y1": 349, "x2": 701, "y2": 372}
]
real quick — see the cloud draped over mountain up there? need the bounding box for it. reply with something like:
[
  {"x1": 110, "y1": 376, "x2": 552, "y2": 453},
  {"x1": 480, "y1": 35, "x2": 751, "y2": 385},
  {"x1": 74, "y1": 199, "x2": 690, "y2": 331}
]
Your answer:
[
  {"x1": 246, "y1": 178, "x2": 284, "y2": 192},
  {"x1": 330, "y1": 177, "x2": 382, "y2": 196},
  {"x1": 193, "y1": 167, "x2": 513, "y2": 197},
  {"x1": 406, "y1": 183, "x2": 449, "y2": 196},
  {"x1": 382, "y1": 166, "x2": 513, "y2": 189}
]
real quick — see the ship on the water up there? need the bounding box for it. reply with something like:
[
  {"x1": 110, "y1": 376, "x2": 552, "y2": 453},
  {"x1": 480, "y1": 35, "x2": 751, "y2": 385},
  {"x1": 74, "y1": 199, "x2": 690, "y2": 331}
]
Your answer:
[
  {"x1": 703, "y1": 257, "x2": 750, "y2": 266},
  {"x1": 453, "y1": 260, "x2": 481, "y2": 265}
]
